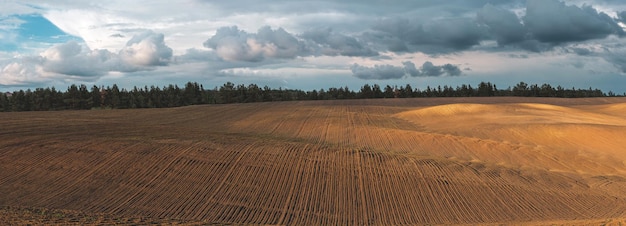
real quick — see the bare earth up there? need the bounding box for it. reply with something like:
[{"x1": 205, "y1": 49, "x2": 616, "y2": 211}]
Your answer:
[{"x1": 1, "y1": 97, "x2": 625, "y2": 225}]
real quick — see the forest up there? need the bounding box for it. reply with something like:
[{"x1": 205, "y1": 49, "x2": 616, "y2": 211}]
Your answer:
[{"x1": 0, "y1": 81, "x2": 616, "y2": 112}]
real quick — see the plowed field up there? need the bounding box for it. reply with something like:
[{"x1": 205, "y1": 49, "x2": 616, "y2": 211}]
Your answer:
[{"x1": 1, "y1": 97, "x2": 626, "y2": 225}]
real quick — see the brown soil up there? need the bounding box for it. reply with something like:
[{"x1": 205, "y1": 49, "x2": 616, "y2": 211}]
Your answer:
[{"x1": 1, "y1": 97, "x2": 626, "y2": 225}]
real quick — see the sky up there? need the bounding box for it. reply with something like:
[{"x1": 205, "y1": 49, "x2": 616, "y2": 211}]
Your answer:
[{"x1": 1, "y1": 0, "x2": 626, "y2": 93}]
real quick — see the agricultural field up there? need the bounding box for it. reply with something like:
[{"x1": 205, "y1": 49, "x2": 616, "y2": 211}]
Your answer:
[{"x1": 1, "y1": 97, "x2": 626, "y2": 225}]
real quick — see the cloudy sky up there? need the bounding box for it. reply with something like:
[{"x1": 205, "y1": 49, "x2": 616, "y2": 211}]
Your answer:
[{"x1": 1, "y1": 0, "x2": 626, "y2": 93}]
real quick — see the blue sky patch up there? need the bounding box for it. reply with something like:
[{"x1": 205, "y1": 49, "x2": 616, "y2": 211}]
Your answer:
[
  {"x1": 18, "y1": 14, "x2": 67, "y2": 38},
  {"x1": 0, "y1": 14, "x2": 81, "y2": 52}
]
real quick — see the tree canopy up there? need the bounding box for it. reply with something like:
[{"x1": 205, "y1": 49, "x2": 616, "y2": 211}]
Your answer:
[{"x1": 0, "y1": 81, "x2": 617, "y2": 112}]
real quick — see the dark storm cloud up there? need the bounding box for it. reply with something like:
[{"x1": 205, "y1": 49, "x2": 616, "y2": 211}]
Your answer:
[
  {"x1": 361, "y1": 0, "x2": 625, "y2": 55},
  {"x1": 571, "y1": 47, "x2": 593, "y2": 56},
  {"x1": 369, "y1": 17, "x2": 486, "y2": 54},
  {"x1": 618, "y1": 11, "x2": 626, "y2": 23},
  {"x1": 475, "y1": 0, "x2": 626, "y2": 53},
  {"x1": 606, "y1": 54, "x2": 626, "y2": 73},
  {"x1": 477, "y1": 4, "x2": 525, "y2": 45},
  {"x1": 198, "y1": 0, "x2": 539, "y2": 56},
  {"x1": 524, "y1": 0, "x2": 623, "y2": 43},
  {"x1": 402, "y1": 61, "x2": 421, "y2": 77},
  {"x1": 419, "y1": 18, "x2": 485, "y2": 51},
  {"x1": 300, "y1": 28, "x2": 378, "y2": 57},
  {"x1": 420, "y1": 61, "x2": 463, "y2": 77},
  {"x1": 603, "y1": 49, "x2": 626, "y2": 73},
  {"x1": 350, "y1": 63, "x2": 406, "y2": 80},
  {"x1": 351, "y1": 61, "x2": 463, "y2": 80},
  {"x1": 197, "y1": 0, "x2": 625, "y2": 59}
]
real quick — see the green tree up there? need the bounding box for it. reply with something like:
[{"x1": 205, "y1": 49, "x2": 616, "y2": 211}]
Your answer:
[
  {"x1": 109, "y1": 85, "x2": 121, "y2": 108},
  {"x1": 372, "y1": 84, "x2": 383, "y2": 98},
  {"x1": 0, "y1": 92, "x2": 9, "y2": 112},
  {"x1": 90, "y1": 86, "x2": 102, "y2": 109},
  {"x1": 359, "y1": 84, "x2": 373, "y2": 99},
  {"x1": 401, "y1": 84, "x2": 414, "y2": 98},
  {"x1": 383, "y1": 85, "x2": 395, "y2": 98},
  {"x1": 513, "y1": 82, "x2": 529, "y2": 96},
  {"x1": 183, "y1": 82, "x2": 202, "y2": 105},
  {"x1": 64, "y1": 84, "x2": 80, "y2": 109},
  {"x1": 477, "y1": 82, "x2": 495, "y2": 96}
]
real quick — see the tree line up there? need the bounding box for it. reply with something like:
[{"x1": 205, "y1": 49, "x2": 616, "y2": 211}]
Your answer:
[{"x1": 0, "y1": 81, "x2": 619, "y2": 112}]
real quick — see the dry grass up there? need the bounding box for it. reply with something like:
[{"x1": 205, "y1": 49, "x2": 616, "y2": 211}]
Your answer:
[{"x1": 1, "y1": 97, "x2": 626, "y2": 225}]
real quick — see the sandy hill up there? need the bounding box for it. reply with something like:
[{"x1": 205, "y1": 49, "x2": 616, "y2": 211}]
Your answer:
[{"x1": 0, "y1": 97, "x2": 625, "y2": 225}]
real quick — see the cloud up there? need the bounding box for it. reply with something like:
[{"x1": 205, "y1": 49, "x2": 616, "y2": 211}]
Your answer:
[
  {"x1": 0, "y1": 60, "x2": 45, "y2": 86},
  {"x1": 524, "y1": 0, "x2": 623, "y2": 43},
  {"x1": 203, "y1": 26, "x2": 264, "y2": 62},
  {"x1": 174, "y1": 48, "x2": 220, "y2": 63},
  {"x1": 619, "y1": 11, "x2": 626, "y2": 23},
  {"x1": 474, "y1": 1, "x2": 626, "y2": 53},
  {"x1": 38, "y1": 32, "x2": 174, "y2": 77},
  {"x1": 607, "y1": 55, "x2": 626, "y2": 73},
  {"x1": 571, "y1": 47, "x2": 593, "y2": 56},
  {"x1": 203, "y1": 26, "x2": 306, "y2": 62},
  {"x1": 420, "y1": 61, "x2": 462, "y2": 77},
  {"x1": 3, "y1": 0, "x2": 626, "y2": 93},
  {"x1": 256, "y1": 26, "x2": 307, "y2": 58},
  {"x1": 369, "y1": 17, "x2": 485, "y2": 54},
  {"x1": 351, "y1": 61, "x2": 463, "y2": 79},
  {"x1": 477, "y1": 4, "x2": 525, "y2": 46},
  {"x1": 0, "y1": 31, "x2": 174, "y2": 86},
  {"x1": 402, "y1": 61, "x2": 420, "y2": 77},
  {"x1": 602, "y1": 47, "x2": 626, "y2": 73},
  {"x1": 203, "y1": 25, "x2": 381, "y2": 62},
  {"x1": 360, "y1": 0, "x2": 625, "y2": 55},
  {"x1": 120, "y1": 31, "x2": 173, "y2": 66},
  {"x1": 350, "y1": 63, "x2": 406, "y2": 80},
  {"x1": 421, "y1": 19, "x2": 485, "y2": 50},
  {"x1": 300, "y1": 27, "x2": 377, "y2": 57},
  {"x1": 40, "y1": 41, "x2": 120, "y2": 77}
]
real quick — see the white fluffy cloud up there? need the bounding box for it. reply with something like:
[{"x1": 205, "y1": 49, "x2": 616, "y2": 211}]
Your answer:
[
  {"x1": 120, "y1": 31, "x2": 173, "y2": 66},
  {"x1": 0, "y1": 31, "x2": 173, "y2": 85},
  {"x1": 41, "y1": 42, "x2": 117, "y2": 77},
  {"x1": 0, "y1": 61, "x2": 45, "y2": 85},
  {"x1": 203, "y1": 26, "x2": 306, "y2": 62}
]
